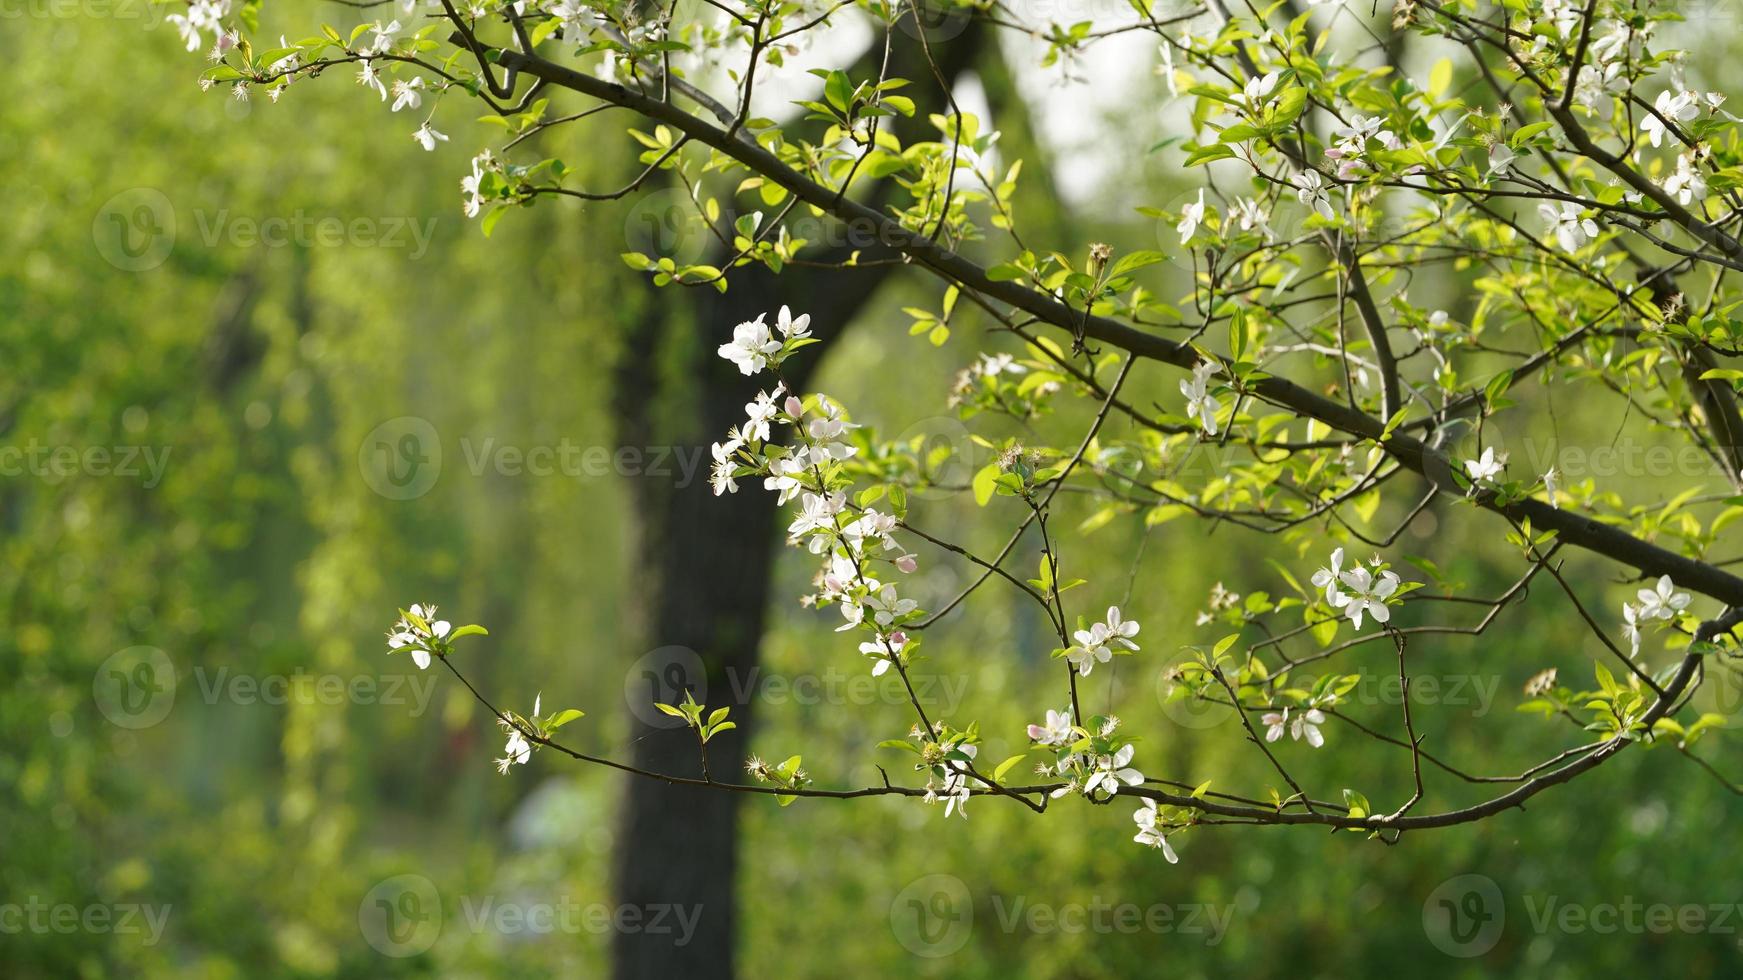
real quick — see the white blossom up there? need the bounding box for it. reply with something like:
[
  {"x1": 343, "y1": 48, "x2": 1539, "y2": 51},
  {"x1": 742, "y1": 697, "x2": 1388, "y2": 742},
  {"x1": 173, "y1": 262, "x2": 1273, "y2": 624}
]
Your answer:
[
  {"x1": 743, "y1": 384, "x2": 785, "y2": 443},
  {"x1": 1180, "y1": 360, "x2": 1221, "y2": 435},
  {"x1": 1642, "y1": 89, "x2": 1697, "y2": 148},
  {"x1": 1133, "y1": 799, "x2": 1179, "y2": 862},
  {"x1": 1464, "y1": 447, "x2": 1507, "y2": 485},
  {"x1": 412, "y1": 123, "x2": 448, "y2": 151},
  {"x1": 1262, "y1": 706, "x2": 1327, "y2": 747},
  {"x1": 775, "y1": 305, "x2": 811, "y2": 339},
  {"x1": 495, "y1": 693, "x2": 540, "y2": 774},
  {"x1": 1083, "y1": 744, "x2": 1144, "y2": 797},
  {"x1": 1664, "y1": 153, "x2": 1707, "y2": 205},
  {"x1": 1635, "y1": 575, "x2": 1691, "y2": 622},
  {"x1": 390, "y1": 76, "x2": 425, "y2": 112},
  {"x1": 1026, "y1": 708, "x2": 1074, "y2": 747},
  {"x1": 1331, "y1": 566, "x2": 1399, "y2": 629},
  {"x1": 1292, "y1": 169, "x2": 1335, "y2": 219},
  {"x1": 709, "y1": 440, "x2": 741, "y2": 495},
  {"x1": 1177, "y1": 189, "x2": 1206, "y2": 244},
  {"x1": 1312, "y1": 547, "x2": 1345, "y2": 602},
  {"x1": 1538, "y1": 201, "x2": 1599, "y2": 253},
  {"x1": 717, "y1": 314, "x2": 782, "y2": 375}
]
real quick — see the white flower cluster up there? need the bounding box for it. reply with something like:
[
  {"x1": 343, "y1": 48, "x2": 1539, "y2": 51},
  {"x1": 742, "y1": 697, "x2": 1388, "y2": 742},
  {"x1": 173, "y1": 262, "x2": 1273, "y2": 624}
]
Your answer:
[
  {"x1": 385, "y1": 602, "x2": 451, "y2": 669},
  {"x1": 1311, "y1": 547, "x2": 1401, "y2": 630},
  {"x1": 168, "y1": 0, "x2": 230, "y2": 53},
  {"x1": 1064, "y1": 606, "x2": 1141, "y2": 677},
  {"x1": 497, "y1": 693, "x2": 540, "y2": 774},
  {"x1": 1620, "y1": 575, "x2": 1691, "y2": 658},
  {"x1": 1179, "y1": 360, "x2": 1222, "y2": 437},
  {"x1": 1028, "y1": 712, "x2": 1175, "y2": 859},
  {"x1": 711, "y1": 307, "x2": 921, "y2": 681}
]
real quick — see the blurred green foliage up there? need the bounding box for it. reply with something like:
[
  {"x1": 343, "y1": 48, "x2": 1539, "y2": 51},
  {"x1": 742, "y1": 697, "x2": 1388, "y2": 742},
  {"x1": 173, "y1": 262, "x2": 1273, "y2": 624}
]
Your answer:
[{"x1": 2, "y1": 8, "x2": 1739, "y2": 979}]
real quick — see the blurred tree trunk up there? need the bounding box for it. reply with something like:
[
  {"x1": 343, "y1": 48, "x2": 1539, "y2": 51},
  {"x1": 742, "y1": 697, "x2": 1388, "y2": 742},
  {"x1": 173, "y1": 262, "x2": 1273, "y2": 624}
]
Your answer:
[{"x1": 606, "y1": 21, "x2": 991, "y2": 978}]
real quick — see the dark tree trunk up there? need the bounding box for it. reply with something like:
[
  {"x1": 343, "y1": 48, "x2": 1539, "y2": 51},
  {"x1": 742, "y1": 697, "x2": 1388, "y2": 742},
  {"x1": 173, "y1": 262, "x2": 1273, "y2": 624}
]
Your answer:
[
  {"x1": 605, "y1": 22, "x2": 991, "y2": 977},
  {"x1": 605, "y1": 265, "x2": 868, "y2": 978}
]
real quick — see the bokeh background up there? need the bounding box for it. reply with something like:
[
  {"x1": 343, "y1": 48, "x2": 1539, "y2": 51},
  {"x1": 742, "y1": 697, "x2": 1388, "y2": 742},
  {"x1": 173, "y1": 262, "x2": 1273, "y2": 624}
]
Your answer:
[{"x1": 4, "y1": 2, "x2": 1742, "y2": 977}]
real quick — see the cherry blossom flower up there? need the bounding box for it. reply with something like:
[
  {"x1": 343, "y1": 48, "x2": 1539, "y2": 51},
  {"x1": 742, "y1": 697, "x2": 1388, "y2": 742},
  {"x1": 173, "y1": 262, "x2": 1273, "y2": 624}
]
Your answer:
[
  {"x1": 357, "y1": 59, "x2": 388, "y2": 100},
  {"x1": 495, "y1": 693, "x2": 539, "y2": 774},
  {"x1": 864, "y1": 584, "x2": 917, "y2": 627},
  {"x1": 858, "y1": 631, "x2": 906, "y2": 676},
  {"x1": 1065, "y1": 630, "x2": 1111, "y2": 676},
  {"x1": 390, "y1": 76, "x2": 424, "y2": 112},
  {"x1": 1065, "y1": 607, "x2": 1139, "y2": 677},
  {"x1": 709, "y1": 440, "x2": 740, "y2": 495},
  {"x1": 412, "y1": 123, "x2": 448, "y2": 151},
  {"x1": 788, "y1": 491, "x2": 844, "y2": 538},
  {"x1": 368, "y1": 19, "x2": 402, "y2": 55},
  {"x1": 1542, "y1": 467, "x2": 1559, "y2": 507},
  {"x1": 460, "y1": 152, "x2": 491, "y2": 217},
  {"x1": 1312, "y1": 547, "x2": 1346, "y2": 602},
  {"x1": 1464, "y1": 447, "x2": 1507, "y2": 485},
  {"x1": 1180, "y1": 361, "x2": 1221, "y2": 436},
  {"x1": 743, "y1": 385, "x2": 785, "y2": 443},
  {"x1": 1231, "y1": 197, "x2": 1272, "y2": 239},
  {"x1": 1099, "y1": 606, "x2": 1141, "y2": 651},
  {"x1": 1292, "y1": 170, "x2": 1334, "y2": 219},
  {"x1": 1642, "y1": 90, "x2": 1697, "y2": 148},
  {"x1": 385, "y1": 602, "x2": 450, "y2": 669},
  {"x1": 1263, "y1": 706, "x2": 1327, "y2": 747},
  {"x1": 1332, "y1": 566, "x2": 1399, "y2": 629},
  {"x1": 924, "y1": 742, "x2": 977, "y2": 818},
  {"x1": 1133, "y1": 799, "x2": 1180, "y2": 862},
  {"x1": 717, "y1": 314, "x2": 782, "y2": 375},
  {"x1": 1664, "y1": 153, "x2": 1707, "y2": 205},
  {"x1": 775, "y1": 305, "x2": 811, "y2": 339},
  {"x1": 1240, "y1": 71, "x2": 1280, "y2": 111},
  {"x1": 805, "y1": 399, "x2": 859, "y2": 460},
  {"x1": 1538, "y1": 201, "x2": 1599, "y2": 253},
  {"x1": 1027, "y1": 708, "x2": 1074, "y2": 747},
  {"x1": 1083, "y1": 744, "x2": 1144, "y2": 797},
  {"x1": 763, "y1": 455, "x2": 808, "y2": 505},
  {"x1": 1177, "y1": 189, "x2": 1206, "y2": 244},
  {"x1": 1635, "y1": 575, "x2": 1691, "y2": 622},
  {"x1": 1487, "y1": 143, "x2": 1517, "y2": 178},
  {"x1": 1621, "y1": 601, "x2": 1642, "y2": 658}
]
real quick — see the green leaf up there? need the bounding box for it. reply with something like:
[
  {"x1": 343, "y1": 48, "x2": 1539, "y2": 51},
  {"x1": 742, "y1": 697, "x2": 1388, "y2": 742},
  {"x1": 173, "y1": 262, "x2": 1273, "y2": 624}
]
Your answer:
[
  {"x1": 481, "y1": 206, "x2": 510, "y2": 238},
  {"x1": 993, "y1": 754, "x2": 1028, "y2": 782},
  {"x1": 972, "y1": 462, "x2": 1001, "y2": 506},
  {"x1": 546, "y1": 708, "x2": 585, "y2": 730},
  {"x1": 448, "y1": 624, "x2": 489, "y2": 640}
]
